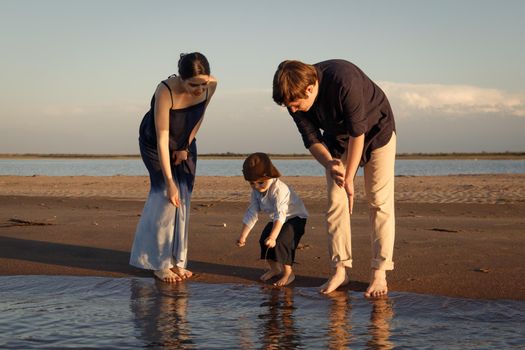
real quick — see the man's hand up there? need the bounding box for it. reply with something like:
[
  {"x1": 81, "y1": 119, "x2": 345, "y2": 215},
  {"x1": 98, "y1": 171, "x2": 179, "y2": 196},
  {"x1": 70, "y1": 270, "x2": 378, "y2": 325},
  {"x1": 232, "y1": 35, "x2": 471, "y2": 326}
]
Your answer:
[
  {"x1": 236, "y1": 238, "x2": 246, "y2": 247},
  {"x1": 327, "y1": 159, "x2": 345, "y2": 187},
  {"x1": 344, "y1": 178, "x2": 355, "y2": 214}
]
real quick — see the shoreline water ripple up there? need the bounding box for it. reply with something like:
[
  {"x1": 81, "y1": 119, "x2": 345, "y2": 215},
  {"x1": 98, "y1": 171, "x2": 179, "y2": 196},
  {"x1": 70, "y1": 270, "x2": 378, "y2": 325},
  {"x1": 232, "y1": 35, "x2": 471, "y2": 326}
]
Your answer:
[{"x1": 0, "y1": 276, "x2": 523, "y2": 349}]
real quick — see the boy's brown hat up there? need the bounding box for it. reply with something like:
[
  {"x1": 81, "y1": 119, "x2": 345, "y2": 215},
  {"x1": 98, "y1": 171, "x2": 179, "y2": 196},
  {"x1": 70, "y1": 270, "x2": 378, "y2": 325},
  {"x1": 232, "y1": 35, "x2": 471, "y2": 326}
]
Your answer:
[{"x1": 242, "y1": 152, "x2": 281, "y2": 181}]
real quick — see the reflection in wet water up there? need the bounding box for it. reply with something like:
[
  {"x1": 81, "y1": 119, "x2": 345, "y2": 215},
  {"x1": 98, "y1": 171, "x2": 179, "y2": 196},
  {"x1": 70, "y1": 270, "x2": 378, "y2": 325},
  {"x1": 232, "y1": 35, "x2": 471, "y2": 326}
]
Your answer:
[
  {"x1": 0, "y1": 276, "x2": 523, "y2": 349},
  {"x1": 327, "y1": 291, "x2": 352, "y2": 349},
  {"x1": 258, "y1": 287, "x2": 300, "y2": 349},
  {"x1": 131, "y1": 280, "x2": 194, "y2": 349},
  {"x1": 367, "y1": 297, "x2": 394, "y2": 350}
]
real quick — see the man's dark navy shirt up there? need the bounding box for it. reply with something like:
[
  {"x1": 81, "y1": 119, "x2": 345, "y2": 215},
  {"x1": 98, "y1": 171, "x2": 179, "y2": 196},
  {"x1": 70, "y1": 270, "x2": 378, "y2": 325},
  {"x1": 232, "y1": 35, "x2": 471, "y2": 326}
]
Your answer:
[{"x1": 289, "y1": 59, "x2": 395, "y2": 165}]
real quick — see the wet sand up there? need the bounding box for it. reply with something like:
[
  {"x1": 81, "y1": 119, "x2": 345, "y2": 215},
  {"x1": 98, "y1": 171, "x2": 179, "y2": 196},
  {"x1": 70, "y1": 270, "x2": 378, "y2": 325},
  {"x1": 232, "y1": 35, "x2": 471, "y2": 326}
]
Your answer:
[{"x1": 0, "y1": 174, "x2": 524, "y2": 300}]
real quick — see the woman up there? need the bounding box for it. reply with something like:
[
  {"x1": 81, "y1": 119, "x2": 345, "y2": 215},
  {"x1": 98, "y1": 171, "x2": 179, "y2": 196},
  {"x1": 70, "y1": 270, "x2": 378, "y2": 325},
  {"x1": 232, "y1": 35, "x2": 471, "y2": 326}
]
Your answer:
[{"x1": 130, "y1": 52, "x2": 217, "y2": 283}]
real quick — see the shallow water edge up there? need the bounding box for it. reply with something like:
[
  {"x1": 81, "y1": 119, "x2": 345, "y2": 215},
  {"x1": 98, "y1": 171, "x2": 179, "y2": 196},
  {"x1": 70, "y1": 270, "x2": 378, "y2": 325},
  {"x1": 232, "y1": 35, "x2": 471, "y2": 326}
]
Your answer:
[{"x1": 0, "y1": 276, "x2": 523, "y2": 349}]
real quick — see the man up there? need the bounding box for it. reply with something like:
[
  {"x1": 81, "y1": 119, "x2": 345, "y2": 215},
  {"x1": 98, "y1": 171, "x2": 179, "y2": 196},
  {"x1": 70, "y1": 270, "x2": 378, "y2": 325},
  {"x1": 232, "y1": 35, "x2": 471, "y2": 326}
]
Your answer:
[{"x1": 272, "y1": 59, "x2": 396, "y2": 297}]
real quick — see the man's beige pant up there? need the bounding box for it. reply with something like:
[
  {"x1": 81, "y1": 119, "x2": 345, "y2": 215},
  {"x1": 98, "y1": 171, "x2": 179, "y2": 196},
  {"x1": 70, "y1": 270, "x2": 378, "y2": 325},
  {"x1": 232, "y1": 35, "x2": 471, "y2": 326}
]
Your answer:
[{"x1": 325, "y1": 132, "x2": 396, "y2": 271}]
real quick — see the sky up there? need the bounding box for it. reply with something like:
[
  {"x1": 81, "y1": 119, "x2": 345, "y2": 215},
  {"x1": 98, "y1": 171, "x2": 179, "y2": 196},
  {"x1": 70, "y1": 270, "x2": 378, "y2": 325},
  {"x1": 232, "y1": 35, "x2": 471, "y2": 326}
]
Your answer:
[{"x1": 1, "y1": 0, "x2": 524, "y2": 155}]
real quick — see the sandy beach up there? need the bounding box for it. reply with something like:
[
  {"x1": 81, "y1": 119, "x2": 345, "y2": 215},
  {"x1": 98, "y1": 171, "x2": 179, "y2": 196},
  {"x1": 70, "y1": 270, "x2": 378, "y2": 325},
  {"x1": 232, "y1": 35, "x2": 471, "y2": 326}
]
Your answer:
[{"x1": 0, "y1": 174, "x2": 523, "y2": 300}]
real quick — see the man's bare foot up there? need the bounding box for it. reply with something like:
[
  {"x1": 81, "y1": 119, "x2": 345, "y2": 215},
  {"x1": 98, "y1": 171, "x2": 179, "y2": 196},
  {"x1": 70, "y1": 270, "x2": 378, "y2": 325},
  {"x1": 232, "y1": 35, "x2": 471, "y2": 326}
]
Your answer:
[
  {"x1": 154, "y1": 269, "x2": 181, "y2": 283},
  {"x1": 260, "y1": 269, "x2": 281, "y2": 282},
  {"x1": 319, "y1": 266, "x2": 349, "y2": 294},
  {"x1": 273, "y1": 272, "x2": 295, "y2": 287},
  {"x1": 365, "y1": 269, "x2": 388, "y2": 298},
  {"x1": 174, "y1": 267, "x2": 193, "y2": 279}
]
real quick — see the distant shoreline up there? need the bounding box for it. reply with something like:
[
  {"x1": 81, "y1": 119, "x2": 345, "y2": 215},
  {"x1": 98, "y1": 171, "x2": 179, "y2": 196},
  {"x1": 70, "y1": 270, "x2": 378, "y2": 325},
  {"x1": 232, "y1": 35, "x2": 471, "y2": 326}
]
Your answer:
[{"x1": 0, "y1": 152, "x2": 524, "y2": 160}]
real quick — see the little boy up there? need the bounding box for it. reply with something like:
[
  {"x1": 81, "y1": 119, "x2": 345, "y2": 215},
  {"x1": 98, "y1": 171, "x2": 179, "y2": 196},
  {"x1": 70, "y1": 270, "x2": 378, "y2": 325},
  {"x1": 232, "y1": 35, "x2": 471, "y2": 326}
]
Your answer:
[{"x1": 236, "y1": 152, "x2": 308, "y2": 286}]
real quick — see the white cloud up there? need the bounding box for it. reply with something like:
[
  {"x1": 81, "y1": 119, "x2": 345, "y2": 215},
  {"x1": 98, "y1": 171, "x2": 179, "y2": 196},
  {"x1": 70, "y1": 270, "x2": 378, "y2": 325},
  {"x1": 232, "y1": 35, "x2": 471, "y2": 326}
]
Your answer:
[
  {"x1": 2, "y1": 83, "x2": 523, "y2": 154},
  {"x1": 40, "y1": 101, "x2": 143, "y2": 118},
  {"x1": 378, "y1": 82, "x2": 525, "y2": 118}
]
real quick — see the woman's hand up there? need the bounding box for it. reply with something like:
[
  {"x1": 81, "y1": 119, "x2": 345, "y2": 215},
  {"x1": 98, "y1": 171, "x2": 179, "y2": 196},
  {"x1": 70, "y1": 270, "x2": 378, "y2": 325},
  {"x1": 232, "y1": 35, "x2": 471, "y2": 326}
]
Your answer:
[
  {"x1": 265, "y1": 237, "x2": 276, "y2": 248},
  {"x1": 172, "y1": 150, "x2": 188, "y2": 166},
  {"x1": 167, "y1": 181, "x2": 181, "y2": 207},
  {"x1": 236, "y1": 238, "x2": 246, "y2": 247}
]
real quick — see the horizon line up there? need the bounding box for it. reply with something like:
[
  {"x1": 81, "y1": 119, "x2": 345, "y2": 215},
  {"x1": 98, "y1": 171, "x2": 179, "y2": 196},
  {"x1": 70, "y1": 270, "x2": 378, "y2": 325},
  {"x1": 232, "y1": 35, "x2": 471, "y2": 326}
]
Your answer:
[{"x1": 1, "y1": 151, "x2": 524, "y2": 160}]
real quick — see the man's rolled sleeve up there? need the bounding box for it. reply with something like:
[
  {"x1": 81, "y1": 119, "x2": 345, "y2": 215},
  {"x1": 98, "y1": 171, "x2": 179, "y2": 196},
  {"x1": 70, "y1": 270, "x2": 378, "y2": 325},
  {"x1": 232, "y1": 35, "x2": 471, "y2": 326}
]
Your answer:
[{"x1": 291, "y1": 112, "x2": 322, "y2": 149}]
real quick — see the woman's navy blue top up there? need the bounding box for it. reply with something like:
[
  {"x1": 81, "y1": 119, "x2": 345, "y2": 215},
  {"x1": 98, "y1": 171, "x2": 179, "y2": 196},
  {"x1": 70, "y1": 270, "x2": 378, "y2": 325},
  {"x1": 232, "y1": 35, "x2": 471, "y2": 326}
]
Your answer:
[{"x1": 139, "y1": 80, "x2": 207, "y2": 152}]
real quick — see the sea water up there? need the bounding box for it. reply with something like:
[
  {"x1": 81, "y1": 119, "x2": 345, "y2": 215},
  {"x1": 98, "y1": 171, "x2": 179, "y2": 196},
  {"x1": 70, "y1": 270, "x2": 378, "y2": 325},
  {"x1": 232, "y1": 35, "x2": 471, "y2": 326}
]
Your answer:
[
  {"x1": 1, "y1": 158, "x2": 525, "y2": 176},
  {"x1": 0, "y1": 276, "x2": 523, "y2": 349}
]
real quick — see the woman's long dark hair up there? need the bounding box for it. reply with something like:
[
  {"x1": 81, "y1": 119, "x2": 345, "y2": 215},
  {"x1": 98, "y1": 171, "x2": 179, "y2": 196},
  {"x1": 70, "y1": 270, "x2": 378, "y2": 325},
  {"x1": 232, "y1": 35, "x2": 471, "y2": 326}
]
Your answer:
[{"x1": 178, "y1": 52, "x2": 210, "y2": 80}]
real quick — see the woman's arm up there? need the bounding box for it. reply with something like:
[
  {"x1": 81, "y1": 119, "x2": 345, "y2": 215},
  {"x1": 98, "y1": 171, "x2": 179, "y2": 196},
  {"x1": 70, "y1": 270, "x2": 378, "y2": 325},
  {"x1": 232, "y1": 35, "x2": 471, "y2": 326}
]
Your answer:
[
  {"x1": 154, "y1": 83, "x2": 180, "y2": 207},
  {"x1": 187, "y1": 76, "x2": 218, "y2": 144},
  {"x1": 204, "y1": 75, "x2": 218, "y2": 107},
  {"x1": 174, "y1": 76, "x2": 219, "y2": 165}
]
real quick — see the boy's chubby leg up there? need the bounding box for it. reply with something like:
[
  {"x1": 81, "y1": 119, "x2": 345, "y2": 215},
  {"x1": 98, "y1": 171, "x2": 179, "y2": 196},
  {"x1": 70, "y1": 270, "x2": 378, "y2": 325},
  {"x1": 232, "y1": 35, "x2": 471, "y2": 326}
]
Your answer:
[
  {"x1": 319, "y1": 265, "x2": 350, "y2": 294},
  {"x1": 273, "y1": 264, "x2": 295, "y2": 287},
  {"x1": 260, "y1": 260, "x2": 282, "y2": 281}
]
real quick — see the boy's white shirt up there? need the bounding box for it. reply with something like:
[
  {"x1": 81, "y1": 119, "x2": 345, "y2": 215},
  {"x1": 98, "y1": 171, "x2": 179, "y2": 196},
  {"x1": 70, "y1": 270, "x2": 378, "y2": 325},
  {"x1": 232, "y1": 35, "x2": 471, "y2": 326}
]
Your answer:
[{"x1": 242, "y1": 178, "x2": 308, "y2": 230}]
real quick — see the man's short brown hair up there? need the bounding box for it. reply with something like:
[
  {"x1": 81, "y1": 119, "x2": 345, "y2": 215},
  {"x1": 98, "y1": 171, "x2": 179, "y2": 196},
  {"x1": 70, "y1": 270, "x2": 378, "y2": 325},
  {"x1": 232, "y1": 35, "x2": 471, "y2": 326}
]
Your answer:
[{"x1": 272, "y1": 60, "x2": 318, "y2": 106}]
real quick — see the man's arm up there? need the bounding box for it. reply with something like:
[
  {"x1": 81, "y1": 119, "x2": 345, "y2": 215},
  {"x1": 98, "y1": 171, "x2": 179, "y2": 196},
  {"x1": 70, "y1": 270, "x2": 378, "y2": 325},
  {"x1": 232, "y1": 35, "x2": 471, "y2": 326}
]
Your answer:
[
  {"x1": 343, "y1": 134, "x2": 365, "y2": 214},
  {"x1": 309, "y1": 142, "x2": 345, "y2": 186},
  {"x1": 291, "y1": 112, "x2": 323, "y2": 151}
]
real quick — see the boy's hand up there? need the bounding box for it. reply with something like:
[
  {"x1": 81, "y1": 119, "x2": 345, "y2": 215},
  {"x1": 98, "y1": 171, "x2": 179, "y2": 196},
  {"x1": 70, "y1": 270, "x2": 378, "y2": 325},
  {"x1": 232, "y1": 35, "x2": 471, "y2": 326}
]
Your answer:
[
  {"x1": 236, "y1": 239, "x2": 246, "y2": 247},
  {"x1": 264, "y1": 237, "x2": 276, "y2": 248}
]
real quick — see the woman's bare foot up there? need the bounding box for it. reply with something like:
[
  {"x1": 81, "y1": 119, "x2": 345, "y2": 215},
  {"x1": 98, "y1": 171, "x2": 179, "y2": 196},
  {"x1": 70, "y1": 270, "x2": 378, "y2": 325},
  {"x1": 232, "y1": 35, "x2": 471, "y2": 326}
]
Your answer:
[
  {"x1": 319, "y1": 266, "x2": 350, "y2": 294},
  {"x1": 365, "y1": 269, "x2": 388, "y2": 298},
  {"x1": 154, "y1": 269, "x2": 181, "y2": 283},
  {"x1": 174, "y1": 267, "x2": 193, "y2": 279}
]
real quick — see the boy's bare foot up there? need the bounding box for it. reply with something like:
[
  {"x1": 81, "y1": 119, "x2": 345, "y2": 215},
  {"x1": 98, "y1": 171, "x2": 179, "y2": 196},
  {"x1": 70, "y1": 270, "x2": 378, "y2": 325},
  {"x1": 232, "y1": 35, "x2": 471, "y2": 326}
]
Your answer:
[
  {"x1": 319, "y1": 266, "x2": 349, "y2": 294},
  {"x1": 274, "y1": 272, "x2": 295, "y2": 287},
  {"x1": 260, "y1": 269, "x2": 281, "y2": 282},
  {"x1": 365, "y1": 269, "x2": 388, "y2": 298},
  {"x1": 154, "y1": 269, "x2": 181, "y2": 283},
  {"x1": 261, "y1": 260, "x2": 282, "y2": 281},
  {"x1": 174, "y1": 267, "x2": 193, "y2": 279}
]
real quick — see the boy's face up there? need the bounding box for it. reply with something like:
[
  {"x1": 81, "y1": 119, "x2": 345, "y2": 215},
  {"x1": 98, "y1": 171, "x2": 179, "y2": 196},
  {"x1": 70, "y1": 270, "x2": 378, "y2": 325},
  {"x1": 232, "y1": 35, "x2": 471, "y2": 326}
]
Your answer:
[{"x1": 249, "y1": 179, "x2": 272, "y2": 193}]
